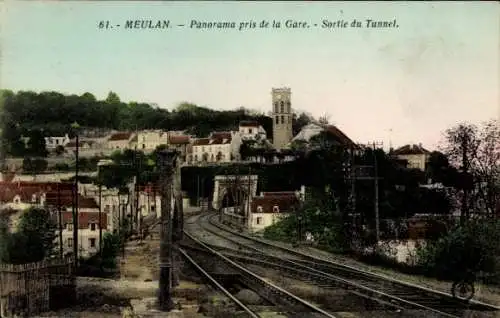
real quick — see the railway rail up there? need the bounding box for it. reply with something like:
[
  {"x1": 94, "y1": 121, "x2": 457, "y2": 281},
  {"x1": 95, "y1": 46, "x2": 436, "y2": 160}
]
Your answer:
[
  {"x1": 179, "y1": 229, "x2": 337, "y2": 318},
  {"x1": 185, "y1": 212, "x2": 500, "y2": 318}
]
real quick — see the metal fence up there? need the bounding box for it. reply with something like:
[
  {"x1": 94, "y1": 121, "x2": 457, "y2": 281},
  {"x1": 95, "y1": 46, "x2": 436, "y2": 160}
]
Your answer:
[{"x1": 0, "y1": 257, "x2": 76, "y2": 317}]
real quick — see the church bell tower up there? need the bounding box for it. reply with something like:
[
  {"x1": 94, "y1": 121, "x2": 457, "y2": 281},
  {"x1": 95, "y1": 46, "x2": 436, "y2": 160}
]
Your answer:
[{"x1": 271, "y1": 87, "x2": 293, "y2": 150}]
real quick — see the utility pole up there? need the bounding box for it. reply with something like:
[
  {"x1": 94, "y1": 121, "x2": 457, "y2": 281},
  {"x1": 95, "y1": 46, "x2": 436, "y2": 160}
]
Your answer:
[
  {"x1": 196, "y1": 175, "x2": 200, "y2": 208},
  {"x1": 57, "y1": 183, "x2": 63, "y2": 259},
  {"x1": 461, "y1": 136, "x2": 468, "y2": 225},
  {"x1": 356, "y1": 141, "x2": 383, "y2": 243},
  {"x1": 71, "y1": 122, "x2": 80, "y2": 266},
  {"x1": 157, "y1": 149, "x2": 177, "y2": 311},
  {"x1": 373, "y1": 142, "x2": 380, "y2": 242},
  {"x1": 98, "y1": 184, "x2": 103, "y2": 257},
  {"x1": 172, "y1": 155, "x2": 183, "y2": 243}
]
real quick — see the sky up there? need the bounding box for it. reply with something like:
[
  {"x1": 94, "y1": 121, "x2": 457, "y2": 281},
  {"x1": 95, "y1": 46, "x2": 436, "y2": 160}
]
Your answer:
[{"x1": 1, "y1": 1, "x2": 499, "y2": 150}]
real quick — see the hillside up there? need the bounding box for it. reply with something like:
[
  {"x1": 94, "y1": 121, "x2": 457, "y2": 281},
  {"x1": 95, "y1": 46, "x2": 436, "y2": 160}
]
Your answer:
[{"x1": 0, "y1": 90, "x2": 313, "y2": 157}]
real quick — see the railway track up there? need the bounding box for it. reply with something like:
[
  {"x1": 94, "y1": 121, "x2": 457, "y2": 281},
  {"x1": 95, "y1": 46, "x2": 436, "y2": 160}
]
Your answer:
[
  {"x1": 179, "y1": 230, "x2": 337, "y2": 317},
  {"x1": 185, "y1": 213, "x2": 500, "y2": 318}
]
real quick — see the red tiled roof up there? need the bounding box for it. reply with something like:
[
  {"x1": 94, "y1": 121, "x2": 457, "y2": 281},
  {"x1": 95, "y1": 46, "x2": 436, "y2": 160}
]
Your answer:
[
  {"x1": 109, "y1": 132, "x2": 132, "y2": 141},
  {"x1": 138, "y1": 184, "x2": 160, "y2": 194},
  {"x1": 393, "y1": 144, "x2": 430, "y2": 155},
  {"x1": 209, "y1": 137, "x2": 231, "y2": 145},
  {"x1": 0, "y1": 186, "x2": 42, "y2": 203},
  {"x1": 59, "y1": 211, "x2": 108, "y2": 230},
  {"x1": 251, "y1": 195, "x2": 300, "y2": 213},
  {"x1": 193, "y1": 138, "x2": 210, "y2": 146},
  {"x1": 0, "y1": 182, "x2": 74, "y2": 203},
  {"x1": 211, "y1": 132, "x2": 232, "y2": 139},
  {"x1": 239, "y1": 121, "x2": 259, "y2": 127},
  {"x1": 324, "y1": 125, "x2": 356, "y2": 146},
  {"x1": 169, "y1": 135, "x2": 190, "y2": 145}
]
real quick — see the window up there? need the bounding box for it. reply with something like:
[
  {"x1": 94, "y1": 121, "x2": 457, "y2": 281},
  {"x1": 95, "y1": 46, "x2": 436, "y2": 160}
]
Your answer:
[
  {"x1": 287, "y1": 101, "x2": 291, "y2": 113},
  {"x1": 273, "y1": 205, "x2": 280, "y2": 213},
  {"x1": 275, "y1": 116, "x2": 279, "y2": 124},
  {"x1": 67, "y1": 238, "x2": 73, "y2": 248},
  {"x1": 67, "y1": 223, "x2": 73, "y2": 231},
  {"x1": 142, "y1": 144, "x2": 145, "y2": 149},
  {"x1": 280, "y1": 101, "x2": 285, "y2": 113},
  {"x1": 89, "y1": 238, "x2": 96, "y2": 248},
  {"x1": 256, "y1": 206, "x2": 263, "y2": 213},
  {"x1": 90, "y1": 223, "x2": 96, "y2": 231},
  {"x1": 281, "y1": 115, "x2": 284, "y2": 125},
  {"x1": 104, "y1": 205, "x2": 110, "y2": 213},
  {"x1": 151, "y1": 205, "x2": 155, "y2": 212},
  {"x1": 274, "y1": 102, "x2": 279, "y2": 113},
  {"x1": 248, "y1": 128, "x2": 253, "y2": 134},
  {"x1": 256, "y1": 217, "x2": 262, "y2": 225}
]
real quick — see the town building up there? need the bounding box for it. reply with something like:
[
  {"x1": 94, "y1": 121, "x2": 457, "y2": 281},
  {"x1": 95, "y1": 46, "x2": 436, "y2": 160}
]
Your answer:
[
  {"x1": 238, "y1": 121, "x2": 267, "y2": 141},
  {"x1": 191, "y1": 131, "x2": 242, "y2": 164},
  {"x1": 107, "y1": 132, "x2": 136, "y2": 151},
  {"x1": 248, "y1": 189, "x2": 304, "y2": 233},
  {"x1": 292, "y1": 123, "x2": 357, "y2": 149},
  {"x1": 57, "y1": 196, "x2": 108, "y2": 258},
  {"x1": 136, "y1": 130, "x2": 170, "y2": 153},
  {"x1": 45, "y1": 134, "x2": 71, "y2": 150},
  {"x1": 392, "y1": 144, "x2": 431, "y2": 171},
  {"x1": 167, "y1": 134, "x2": 191, "y2": 163},
  {"x1": 272, "y1": 87, "x2": 294, "y2": 150}
]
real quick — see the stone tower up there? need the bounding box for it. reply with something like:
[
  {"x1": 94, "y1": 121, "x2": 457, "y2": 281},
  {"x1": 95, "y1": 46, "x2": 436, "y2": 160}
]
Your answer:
[{"x1": 272, "y1": 87, "x2": 293, "y2": 150}]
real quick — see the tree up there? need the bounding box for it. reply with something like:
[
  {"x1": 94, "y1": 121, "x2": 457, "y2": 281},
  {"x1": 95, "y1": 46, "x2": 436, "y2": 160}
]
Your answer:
[
  {"x1": 55, "y1": 145, "x2": 65, "y2": 155},
  {"x1": 442, "y1": 120, "x2": 500, "y2": 219},
  {"x1": 22, "y1": 157, "x2": 48, "y2": 175},
  {"x1": 2, "y1": 208, "x2": 57, "y2": 264},
  {"x1": 26, "y1": 129, "x2": 48, "y2": 157},
  {"x1": 105, "y1": 91, "x2": 121, "y2": 104}
]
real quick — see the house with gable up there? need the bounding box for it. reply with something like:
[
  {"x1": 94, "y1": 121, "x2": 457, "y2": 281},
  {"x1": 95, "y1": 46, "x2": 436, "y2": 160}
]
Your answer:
[
  {"x1": 191, "y1": 131, "x2": 242, "y2": 164},
  {"x1": 392, "y1": 144, "x2": 431, "y2": 171}
]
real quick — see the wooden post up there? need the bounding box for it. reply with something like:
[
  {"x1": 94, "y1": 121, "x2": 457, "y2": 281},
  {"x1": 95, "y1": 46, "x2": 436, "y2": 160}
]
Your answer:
[{"x1": 157, "y1": 150, "x2": 177, "y2": 311}]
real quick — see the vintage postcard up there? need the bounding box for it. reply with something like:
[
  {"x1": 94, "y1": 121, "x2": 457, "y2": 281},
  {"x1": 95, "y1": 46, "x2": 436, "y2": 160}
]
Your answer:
[{"x1": 0, "y1": 2, "x2": 499, "y2": 317}]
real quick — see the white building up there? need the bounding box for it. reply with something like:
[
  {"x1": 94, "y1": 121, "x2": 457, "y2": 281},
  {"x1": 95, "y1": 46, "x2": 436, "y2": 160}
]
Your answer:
[
  {"x1": 57, "y1": 196, "x2": 109, "y2": 258},
  {"x1": 191, "y1": 131, "x2": 242, "y2": 164},
  {"x1": 107, "y1": 132, "x2": 136, "y2": 151},
  {"x1": 136, "y1": 130, "x2": 170, "y2": 153},
  {"x1": 45, "y1": 134, "x2": 70, "y2": 150},
  {"x1": 238, "y1": 121, "x2": 267, "y2": 141},
  {"x1": 249, "y1": 189, "x2": 304, "y2": 233},
  {"x1": 392, "y1": 144, "x2": 431, "y2": 171}
]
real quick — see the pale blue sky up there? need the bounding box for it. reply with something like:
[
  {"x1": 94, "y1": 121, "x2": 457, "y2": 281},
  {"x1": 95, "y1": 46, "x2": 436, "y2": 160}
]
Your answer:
[{"x1": 1, "y1": 1, "x2": 499, "y2": 150}]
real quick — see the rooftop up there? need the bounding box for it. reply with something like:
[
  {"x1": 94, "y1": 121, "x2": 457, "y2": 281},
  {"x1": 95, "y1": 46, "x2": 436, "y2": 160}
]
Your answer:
[
  {"x1": 393, "y1": 144, "x2": 431, "y2": 155},
  {"x1": 108, "y1": 132, "x2": 133, "y2": 141}
]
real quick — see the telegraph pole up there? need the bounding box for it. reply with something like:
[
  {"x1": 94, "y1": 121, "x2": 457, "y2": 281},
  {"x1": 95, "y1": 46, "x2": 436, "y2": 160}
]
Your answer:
[
  {"x1": 373, "y1": 142, "x2": 380, "y2": 242},
  {"x1": 356, "y1": 141, "x2": 383, "y2": 243},
  {"x1": 157, "y1": 149, "x2": 177, "y2": 311},
  {"x1": 98, "y1": 184, "x2": 103, "y2": 257},
  {"x1": 71, "y1": 122, "x2": 80, "y2": 265},
  {"x1": 57, "y1": 183, "x2": 63, "y2": 259}
]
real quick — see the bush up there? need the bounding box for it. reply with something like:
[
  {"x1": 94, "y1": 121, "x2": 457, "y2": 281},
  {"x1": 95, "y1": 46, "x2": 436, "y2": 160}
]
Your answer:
[{"x1": 415, "y1": 219, "x2": 500, "y2": 281}]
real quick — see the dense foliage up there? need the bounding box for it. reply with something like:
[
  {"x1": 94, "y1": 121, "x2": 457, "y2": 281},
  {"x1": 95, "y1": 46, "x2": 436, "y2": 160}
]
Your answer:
[
  {"x1": 0, "y1": 89, "x2": 314, "y2": 158},
  {"x1": 0, "y1": 208, "x2": 57, "y2": 264},
  {"x1": 416, "y1": 219, "x2": 500, "y2": 280}
]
